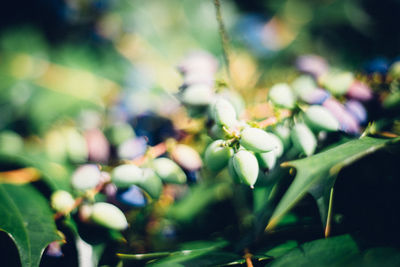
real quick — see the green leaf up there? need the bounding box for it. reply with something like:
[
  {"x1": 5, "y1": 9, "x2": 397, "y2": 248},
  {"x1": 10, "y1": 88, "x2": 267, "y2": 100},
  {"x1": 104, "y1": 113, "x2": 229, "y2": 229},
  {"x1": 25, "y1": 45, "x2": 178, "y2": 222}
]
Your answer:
[
  {"x1": 0, "y1": 151, "x2": 72, "y2": 191},
  {"x1": 0, "y1": 184, "x2": 61, "y2": 267},
  {"x1": 268, "y1": 235, "x2": 400, "y2": 267},
  {"x1": 148, "y1": 251, "x2": 241, "y2": 267},
  {"x1": 262, "y1": 240, "x2": 298, "y2": 258},
  {"x1": 118, "y1": 240, "x2": 232, "y2": 266},
  {"x1": 267, "y1": 136, "x2": 400, "y2": 230},
  {"x1": 167, "y1": 180, "x2": 232, "y2": 222},
  {"x1": 267, "y1": 235, "x2": 360, "y2": 266}
]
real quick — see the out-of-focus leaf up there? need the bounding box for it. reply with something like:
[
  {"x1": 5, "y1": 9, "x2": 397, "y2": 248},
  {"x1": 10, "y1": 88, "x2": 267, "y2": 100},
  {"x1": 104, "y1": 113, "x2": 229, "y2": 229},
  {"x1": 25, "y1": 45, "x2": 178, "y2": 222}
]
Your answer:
[
  {"x1": 266, "y1": 136, "x2": 400, "y2": 230},
  {"x1": 147, "y1": 240, "x2": 235, "y2": 267},
  {"x1": 117, "y1": 251, "x2": 171, "y2": 261},
  {"x1": 167, "y1": 180, "x2": 232, "y2": 222},
  {"x1": 268, "y1": 235, "x2": 400, "y2": 267},
  {"x1": 148, "y1": 251, "x2": 242, "y2": 267},
  {"x1": 27, "y1": 84, "x2": 101, "y2": 134},
  {"x1": 0, "y1": 167, "x2": 40, "y2": 184},
  {"x1": 118, "y1": 240, "x2": 230, "y2": 265},
  {"x1": 267, "y1": 235, "x2": 359, "y2": 266},
  {"x1": 0, "y1": 184, "x2": 61, "y2": 267},
  {"x1": 261, "y1": 240, "x2": 298, "y2": 258},
  {"x1": 0, "y1": 151, "x2": 71, "y2": 191}
]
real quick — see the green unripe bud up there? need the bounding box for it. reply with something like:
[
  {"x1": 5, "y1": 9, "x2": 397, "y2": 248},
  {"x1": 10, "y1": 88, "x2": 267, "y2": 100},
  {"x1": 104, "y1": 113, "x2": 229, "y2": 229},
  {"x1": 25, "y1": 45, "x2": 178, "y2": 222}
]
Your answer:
[
  {"x1": 291, "y1": 123, "x2": 317, "y2": 157},
  {"x1": 217, "y1": 89, "x2": 245, "y2": 116},
  {"x1": 228, "y1": 157, "x2": 242, "y2": 184},
  {"x1": 111, "y1": 164, "x2": 144, "y2": 189},
  {"x1": 291, "y1": 75, "x2": 317, "y2": 96},
  {"x1": 105, "y1": 123, "x2": 135, "y2": 146},
  {"x1": 204, "y1": 140, "x2": 234, "y2": 172},
  {"x1": 320, "y1": 71, "x2": 354, "y2": 96},
  {"x1": 256, "y1": 151, "x2": 276, "y2": 170},
  {"x1": 304, "y1": 105, "x2": 339, "y2": 132},
  {"x1": 383, "y1": 91, "x2": 400, "y2": 109},
  {"x1": 268, "y1": 133, "x2": 284, "y2": 157},
  {"x1": 0, "y1": 131, "x2": 24, "y2": 154},
  {"x1": 153, "y1": 158, "x2": 187, "y2": 184},
  {"x1": 268, "y1": 83, "x2": 296, "y2": 109},
  {"x1": 232, "y1": 150, "x2": 259, "y2": 188},
  {"x1": 171, "y1": 144, "x2": 203, "y2": 171},
  {"x1": 140, "y1": 168, "x2": 163, "y2": 199},
  {"x1": 64, "y1": 127, "x2": 88, "y2": 163},
  {"x1": 211, "y1": 98, "x2": 238, "y2": 128},
  {"x1": 255, "y1": 131, "x2": 284, "y2": 169},
  {"x1": 240, "y1": 128, "x2": 278, "y2": 153},
  {"x1": 50, "y1": 190, "x2": 75, "y2": 213},
  {"x1": 71, "y1": 164, "x2": 101, "y2": 191},
  {"x1": 90, "y1": 202, "x2": 128, "y2": 231},
  {"x1": 209, "y1": 124, "x2": 227, "y2": 139},
  {"x1": 274, "y1": 124, "x2": 291, "y2": 150},
  {"x1": 181, "y1": 84, "x2": 214, "y2": 106},
  {"x1": 44, "y1": 130, "x2": 68, "y2": 161},
  {"x1": 389, "y1": 61, "x2": 400, "y2": 79}
]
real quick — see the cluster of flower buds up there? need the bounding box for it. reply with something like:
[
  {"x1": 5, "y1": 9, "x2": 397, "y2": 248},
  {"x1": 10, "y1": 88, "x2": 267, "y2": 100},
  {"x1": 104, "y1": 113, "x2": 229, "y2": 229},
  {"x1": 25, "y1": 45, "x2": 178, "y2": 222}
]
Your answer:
[
  {"x1": 174, "y1": 53, "x2": 379, "y2": 189},
  {"x1": 294, "y1": 55, "x2": 372, "y2": 133},
  {"x1": 175, "y1": 53, "x2": 286, "y2": 188},
  {"x1": 50, "y1": 141, "x2": 202, "y2": 232}
]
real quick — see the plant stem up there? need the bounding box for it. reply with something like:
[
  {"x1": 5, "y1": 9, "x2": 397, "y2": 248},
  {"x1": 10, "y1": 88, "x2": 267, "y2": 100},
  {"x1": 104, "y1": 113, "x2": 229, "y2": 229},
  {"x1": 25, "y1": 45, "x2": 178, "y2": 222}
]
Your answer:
[
  {"x1": 213, "y1": 0, "x2": 231, "y2": 79},
  {"x1": 324, "y1": 187, "x2": 334, "y2": 238},
  {"x1": 244, "y1": 249, "x2": 254, "y2": 267}
]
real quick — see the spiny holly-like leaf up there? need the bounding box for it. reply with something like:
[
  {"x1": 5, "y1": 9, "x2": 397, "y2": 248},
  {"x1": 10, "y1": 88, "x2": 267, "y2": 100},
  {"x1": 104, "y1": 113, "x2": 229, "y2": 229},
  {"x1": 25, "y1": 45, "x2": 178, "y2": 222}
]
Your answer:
[
  {"x1": 0, "y1": 184, "x2": 61, "y2": 267},
  {"x1": 267, "y1": 235, "x2": 359, "y2": 266},
  {"x1": 268, "y1": 234, "x2": 400, "y2": 267},
  {"x1": 266, "y1": 136, "x2": 400, "y2": 230}
]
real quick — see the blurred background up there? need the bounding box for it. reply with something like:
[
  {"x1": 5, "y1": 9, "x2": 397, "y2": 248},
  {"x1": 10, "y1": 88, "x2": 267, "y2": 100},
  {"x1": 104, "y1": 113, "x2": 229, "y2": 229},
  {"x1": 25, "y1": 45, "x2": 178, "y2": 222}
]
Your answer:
[
  {"x1": 1, "y1": 0, "x2": 400, "y2": 134},
  {"x1": 1, "y1": 0, "x2": 400, "y2": 136},
  {"x1": 0, "y1": 0, "x2": 400, "y2": 265}
]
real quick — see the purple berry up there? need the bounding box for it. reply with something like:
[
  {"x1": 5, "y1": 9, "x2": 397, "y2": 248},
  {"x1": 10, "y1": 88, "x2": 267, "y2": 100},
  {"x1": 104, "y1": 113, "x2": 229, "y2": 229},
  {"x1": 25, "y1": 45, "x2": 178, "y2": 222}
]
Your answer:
[
  {"x1": 323, "y1": 99, "x2": 360, "y2": 134},
  {"x1": 117, "y1": 137, "x2": 147, "y2": 160},
  {"x1": 345, "y1": 100, "x2": 367, "y2": 124},
  {"x1": 295, "y1": 55, "x2": 329, "y2": 78},
  {"x1": 346, "y1": 81, "x2": 373, "y2": 101},
  {"x1": 300, "y1": 88, "x2": 331, "y2": 104},
  {"x1": 45, "y1": 241, "x2": 63, "y2": 257},
  {"x1": 84, "y1": 128, "x2": 110, "y2": 163}
]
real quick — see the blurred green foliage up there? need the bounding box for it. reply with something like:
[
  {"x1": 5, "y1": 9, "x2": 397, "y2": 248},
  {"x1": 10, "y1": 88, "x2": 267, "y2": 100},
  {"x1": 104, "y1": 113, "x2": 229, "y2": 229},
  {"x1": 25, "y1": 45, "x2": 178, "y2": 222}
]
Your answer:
[{"x1": 0, "y1": 0, "x2": 400, "y2": 266}]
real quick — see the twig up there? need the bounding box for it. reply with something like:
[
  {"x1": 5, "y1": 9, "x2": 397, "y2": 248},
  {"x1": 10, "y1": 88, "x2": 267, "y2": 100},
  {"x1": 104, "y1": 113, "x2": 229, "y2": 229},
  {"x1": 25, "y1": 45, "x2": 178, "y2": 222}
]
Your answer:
[
  {"x1": 131, "y1": 142, "x2": 167, "y2": 165},
  {"x1": 324, "y1": 187, "x2": 334, "y2": 238},
  {"x1": 244, "y1": 248, "x2": 254, "y2": 267},
  {"x1": 213, "y1": 0, "x2": 231, "y2": 79},
  {"x1": 258, "y1": 117, "x2": 278, "y2": 128}
]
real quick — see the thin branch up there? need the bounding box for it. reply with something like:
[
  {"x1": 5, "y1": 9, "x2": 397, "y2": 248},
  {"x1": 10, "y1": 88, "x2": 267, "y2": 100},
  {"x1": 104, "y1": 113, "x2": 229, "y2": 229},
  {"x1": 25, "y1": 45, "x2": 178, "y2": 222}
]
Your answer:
[
  {"x1": 213, "y1": 0, "x2": 231, "y2": 79},
  {"x1": 244, "y1": 248, "x2": 254, "y2": 267},
  {"x1": 324, "y1": 187, "x2": 334, "y2": 238}
]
